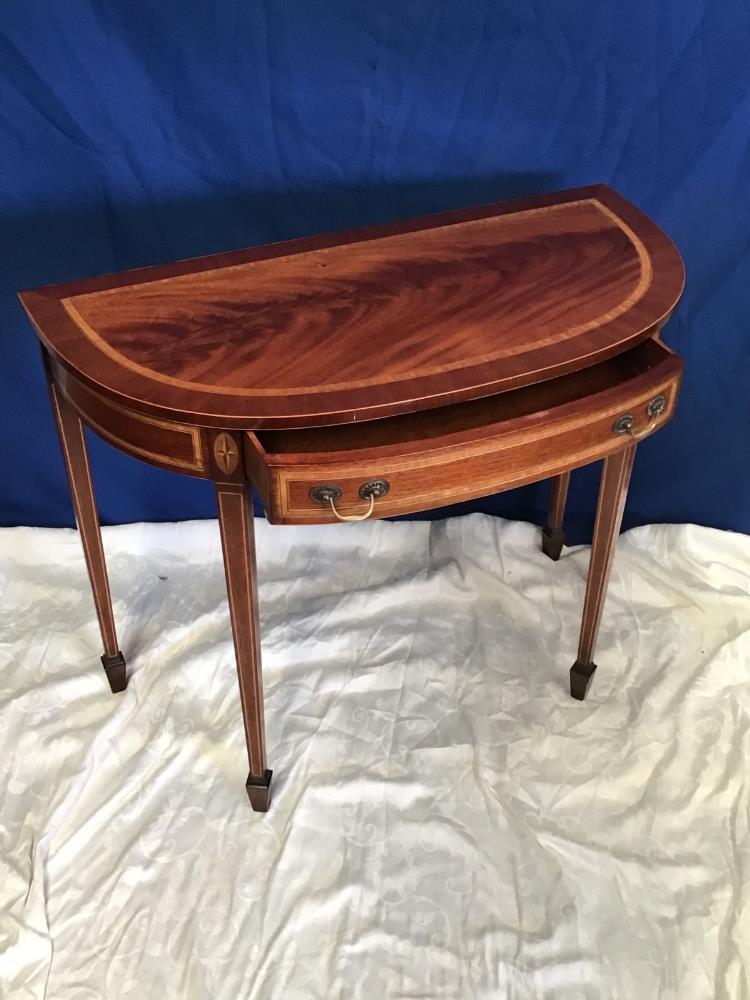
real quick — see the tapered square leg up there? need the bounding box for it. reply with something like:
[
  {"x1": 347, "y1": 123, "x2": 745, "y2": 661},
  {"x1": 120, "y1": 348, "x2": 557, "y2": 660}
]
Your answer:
[
  {"x1": 45, "y1": 359, "x2": 126, "y2": 692},
  {"x1": 215, "y1": 476, "x2": 271, "y2": 810},
  {"x1": 542, "y1": 471, "x2": 570, "y2": 561},
  {"x1": 570, "y1": 446, "x2": 636, "y2": 700}
]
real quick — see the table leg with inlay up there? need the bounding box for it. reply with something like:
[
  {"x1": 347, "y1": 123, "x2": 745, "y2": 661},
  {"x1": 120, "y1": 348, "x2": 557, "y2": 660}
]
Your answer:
[
  {"x1": 44, "y1": 359, "x2": 127, "y2": 694},
  {"x1": 570, "y1": 444, "x2": 637, "y2": 700},
  {"x1": 212, "y1": 433, "x2": 272, "y2": 813}
]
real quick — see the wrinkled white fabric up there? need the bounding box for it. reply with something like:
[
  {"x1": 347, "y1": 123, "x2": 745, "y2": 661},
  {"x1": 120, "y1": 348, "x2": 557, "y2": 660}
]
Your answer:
[{"x1": 0, "y1": 515, "x2": 748, "y2": 1000}]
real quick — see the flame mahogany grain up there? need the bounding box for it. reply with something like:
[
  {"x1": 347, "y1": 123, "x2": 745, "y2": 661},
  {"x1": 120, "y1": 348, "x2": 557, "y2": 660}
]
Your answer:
[{"x1": 20, "y1": 185, "x2": 683, "y2": 429}]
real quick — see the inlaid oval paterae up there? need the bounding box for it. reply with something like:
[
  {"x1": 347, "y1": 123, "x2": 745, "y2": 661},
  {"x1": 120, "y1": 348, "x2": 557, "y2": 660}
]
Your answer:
[{"x1": 214, "y1": 432, "x2": 239, "y2": 474}]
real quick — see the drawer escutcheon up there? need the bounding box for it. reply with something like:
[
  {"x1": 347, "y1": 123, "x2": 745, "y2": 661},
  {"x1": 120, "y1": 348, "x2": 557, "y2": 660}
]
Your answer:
[
  {"x1": 358, "y1": 478, "x2": 390, "y2": 500},
  {"x1": 309, "y1": 484, "x2": 343, "y2": 504},
  {"x1": 613, "y1": 414, "x2": 635, "y2": 435},
  {"x1": 646, "y1": 394, "x2": 667, "y2": 418}
]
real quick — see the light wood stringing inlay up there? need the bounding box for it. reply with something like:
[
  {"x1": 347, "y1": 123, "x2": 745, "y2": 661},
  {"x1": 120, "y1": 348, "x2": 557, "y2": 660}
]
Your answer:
[
  {"x1": 60, "y1": 379, "x2": 205, "y2": 473},
  {"x1": 60, "y1": 199, "x2": 651, "y2": 398},
  {"x1": 273, "y1": 380, "x2": 677, "y2": 520}
]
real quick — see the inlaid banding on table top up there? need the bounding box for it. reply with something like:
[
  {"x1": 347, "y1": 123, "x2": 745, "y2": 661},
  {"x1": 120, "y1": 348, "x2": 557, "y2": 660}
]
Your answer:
[
  {"x1": 61, "y1": 199, "x2": 652, "y2": 397},
  {"x1": 21, "y1": 185, "x2": 685, "y2": 427}
]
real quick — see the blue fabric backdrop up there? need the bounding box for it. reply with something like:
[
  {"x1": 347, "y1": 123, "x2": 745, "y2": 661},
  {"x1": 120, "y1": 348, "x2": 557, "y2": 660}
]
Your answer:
[{"x1": 2, "y1": 1, "x2": 749, "y2": 540}]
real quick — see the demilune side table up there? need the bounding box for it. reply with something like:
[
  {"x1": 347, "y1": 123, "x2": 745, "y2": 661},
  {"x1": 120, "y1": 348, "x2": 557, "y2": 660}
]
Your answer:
[{"x1": 20, "y1": 184, "x2": 685, "y2": 812}]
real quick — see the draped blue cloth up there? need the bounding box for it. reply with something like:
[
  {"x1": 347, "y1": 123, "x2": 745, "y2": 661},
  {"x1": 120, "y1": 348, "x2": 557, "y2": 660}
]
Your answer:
[{"x1": 2, "y1": 1, "x2": 748, "y2": 538}]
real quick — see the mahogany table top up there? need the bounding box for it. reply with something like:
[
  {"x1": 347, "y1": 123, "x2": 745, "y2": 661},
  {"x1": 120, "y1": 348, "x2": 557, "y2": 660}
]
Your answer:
[{"x1": 20, "y1": 184, "x2": 684, "y2": 429}]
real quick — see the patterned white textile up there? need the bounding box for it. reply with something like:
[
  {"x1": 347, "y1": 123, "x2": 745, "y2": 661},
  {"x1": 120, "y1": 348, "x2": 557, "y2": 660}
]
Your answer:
[{"x1": 1, "y1": 516, "x2": 748, "y2": 1000}]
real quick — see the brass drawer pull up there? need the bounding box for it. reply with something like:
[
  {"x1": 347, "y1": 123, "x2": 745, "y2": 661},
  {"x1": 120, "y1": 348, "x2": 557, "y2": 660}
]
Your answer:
[
  {"x1": 646, "y1": 394, "x2": 667, "y2": 418},
  {"x1": 309, "y1": 479, "x2": 390, "y2": 522},
  {"x1": 308, "y1": 484, "x2": 342, "y2": 505},
  {"x1": 329, "y1": 493, "x2": 376, "y2": 522},
  {"x1": 613, "y1": 394, "x2": 667, "y2": 441}
]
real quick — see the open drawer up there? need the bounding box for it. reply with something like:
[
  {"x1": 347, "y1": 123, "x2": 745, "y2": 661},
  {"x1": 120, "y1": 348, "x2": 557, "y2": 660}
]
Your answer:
[{"x1": 244, "y1": 339, "x2": 683, "y2": 525}]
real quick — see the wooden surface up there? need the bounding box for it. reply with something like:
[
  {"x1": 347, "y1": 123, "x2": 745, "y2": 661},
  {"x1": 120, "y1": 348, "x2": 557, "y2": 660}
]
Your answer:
[
  {"x1": 570, "y1": 444, "x2": 637, "y2": 700},
  {"x1": 44, "y1": 359, "x2": 127, "y2": 693},
  {"x1": 49, "y1": 355, "x2": 207, "y2": 476},
  {"x1": 215, "y1": 478, "x2": 272, "y2": 811},
  {"x1": 20, "y1": 185, "x2": 684, "y2": 429},
  {"x1": 246, "y1": 340, "x2": 682, "y2": 524}
]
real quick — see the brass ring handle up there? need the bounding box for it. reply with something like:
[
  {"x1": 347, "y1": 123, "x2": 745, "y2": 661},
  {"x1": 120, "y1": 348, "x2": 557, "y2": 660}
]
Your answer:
[
  {"x1": 613, "y1": 394, "x2": 667, "y2": 442},
  {"x1": 630, "y1": 419, "x2": 659, "y2": 442},
  {"x1": 308, "y1": 479, "x2": 390, "y2": 521},
  {"x1": 327, "y1": 492, "x2": 375, "y2": 522},
  {"x1": 613, "y1": 414, "x2": 659, "y2": 441}
]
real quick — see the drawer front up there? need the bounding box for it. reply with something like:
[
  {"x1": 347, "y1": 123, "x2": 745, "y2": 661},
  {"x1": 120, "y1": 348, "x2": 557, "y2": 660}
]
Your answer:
[
  {"x1": 261, "y1": 373, "x2": 680, "y2": 524},
  {"x1": 52, "y1": 363, "x2": 207, "y2": 476}
]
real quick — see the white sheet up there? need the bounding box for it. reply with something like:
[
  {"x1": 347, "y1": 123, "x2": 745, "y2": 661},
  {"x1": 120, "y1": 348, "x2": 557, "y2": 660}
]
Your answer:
[{"x1": 0, "y1": 515, "x2": 748, "y2": 1000}]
